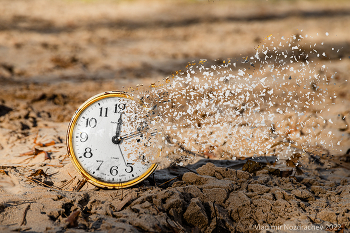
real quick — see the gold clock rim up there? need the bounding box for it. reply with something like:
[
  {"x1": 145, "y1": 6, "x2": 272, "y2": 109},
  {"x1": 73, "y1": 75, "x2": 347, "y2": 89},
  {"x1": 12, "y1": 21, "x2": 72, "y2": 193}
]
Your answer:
[{"x1": 67, "y1": 91, "x2": 158, "y2": 189}]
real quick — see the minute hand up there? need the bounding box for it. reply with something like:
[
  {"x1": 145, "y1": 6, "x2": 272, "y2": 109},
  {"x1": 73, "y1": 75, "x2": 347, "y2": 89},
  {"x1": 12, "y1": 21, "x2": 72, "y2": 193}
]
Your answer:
[{"x1": 120, "y1": 130, "x2": 158, "y2": 141}]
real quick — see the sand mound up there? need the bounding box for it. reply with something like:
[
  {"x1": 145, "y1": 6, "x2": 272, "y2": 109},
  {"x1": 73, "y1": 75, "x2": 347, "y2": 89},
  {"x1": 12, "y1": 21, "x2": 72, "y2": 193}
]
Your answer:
[{"x1": 1, "y1": 160, "x2": 349, "y2": 232}]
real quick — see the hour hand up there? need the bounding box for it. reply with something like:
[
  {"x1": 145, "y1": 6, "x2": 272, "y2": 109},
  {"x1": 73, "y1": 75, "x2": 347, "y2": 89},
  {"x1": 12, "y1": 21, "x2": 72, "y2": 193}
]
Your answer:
[{"x1": 112, "y1": 113, "x2": 123, "y2": 144}]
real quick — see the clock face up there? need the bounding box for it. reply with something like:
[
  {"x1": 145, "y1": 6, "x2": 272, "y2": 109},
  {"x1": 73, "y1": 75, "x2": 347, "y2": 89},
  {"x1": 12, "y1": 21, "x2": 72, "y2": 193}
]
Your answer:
[{"x1": 67, "y1": 92, "x2": 158, "y2": 189}]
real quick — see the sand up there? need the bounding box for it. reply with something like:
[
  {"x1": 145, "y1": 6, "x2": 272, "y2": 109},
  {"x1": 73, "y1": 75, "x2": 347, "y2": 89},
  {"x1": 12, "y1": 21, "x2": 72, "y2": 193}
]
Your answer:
[{"x1": 1, "y1": 0, "x2": 350, "y2": 232}]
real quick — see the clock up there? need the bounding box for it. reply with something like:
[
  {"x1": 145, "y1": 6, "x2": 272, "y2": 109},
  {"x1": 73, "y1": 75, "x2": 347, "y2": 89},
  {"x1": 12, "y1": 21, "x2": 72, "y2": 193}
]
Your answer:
[{"x1": 66, "y1": 91, "x2": 159, "y2": 189}]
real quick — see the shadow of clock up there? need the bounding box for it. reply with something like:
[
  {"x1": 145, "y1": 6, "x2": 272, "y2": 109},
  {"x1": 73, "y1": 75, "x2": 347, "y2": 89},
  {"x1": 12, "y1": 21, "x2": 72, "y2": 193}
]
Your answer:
[{"x1": 147, "y1": 156, "x2": 277, "y2": 188}]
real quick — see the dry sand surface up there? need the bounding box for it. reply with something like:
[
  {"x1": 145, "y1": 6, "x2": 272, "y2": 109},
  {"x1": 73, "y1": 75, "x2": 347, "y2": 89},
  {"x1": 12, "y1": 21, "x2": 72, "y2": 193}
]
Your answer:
[{"x1": 1, "y1": 0, "x2": 350, "y2": 232}]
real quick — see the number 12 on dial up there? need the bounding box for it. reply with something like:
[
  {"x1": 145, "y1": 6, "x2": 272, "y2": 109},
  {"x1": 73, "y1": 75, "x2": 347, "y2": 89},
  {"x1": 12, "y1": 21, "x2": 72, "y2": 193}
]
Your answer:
[{"x1": 67, "y1": 91, "x2": 158, "y2": 189}]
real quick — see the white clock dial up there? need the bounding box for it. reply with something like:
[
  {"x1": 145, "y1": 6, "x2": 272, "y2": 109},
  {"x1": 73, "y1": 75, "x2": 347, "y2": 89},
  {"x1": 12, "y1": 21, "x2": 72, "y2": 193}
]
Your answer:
[{"x1": 67, "y1": 92, "x2": 158, "y2": 188}]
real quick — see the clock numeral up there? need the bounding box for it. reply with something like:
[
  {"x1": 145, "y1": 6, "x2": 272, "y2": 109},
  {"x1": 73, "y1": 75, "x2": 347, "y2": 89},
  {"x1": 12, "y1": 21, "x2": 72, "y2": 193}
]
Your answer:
[
  {"x1": 143, "y1": 134, "x2": 154, "y2": 147},
  {"x1": 114, "y1": 103, "x2": 126, "y2": 113},
  {"x1": 83, "y1": 147, "x2": 93, "y2": 158},
  {"x1": 139, "y1": 153, "x2": 147, "y2": 163},
  {"x1": 80, "y1": 132, "x2": 88, "y2": 142},
  {"x1": 141, "y1": 154, "x2": 146, "y2": 162},
  {"x1": 110, "y1": 166, "x2": 118, "y2": 176},
  {"x1": 99, "y1": 107, "x2": 108, "y2": 117},
  {"x1": 86, "y1": 118, "x2": 97, "y2": 128},
  {"x1": 96, "y1": 160, "x2": 103, "y2": 170},
  {"x1": 125, "y1": 163, "x2": 133, "y2": 173}
]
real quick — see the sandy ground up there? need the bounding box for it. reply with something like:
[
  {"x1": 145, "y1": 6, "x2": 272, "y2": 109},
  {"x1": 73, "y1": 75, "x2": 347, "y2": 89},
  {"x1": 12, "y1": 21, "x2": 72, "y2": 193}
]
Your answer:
[{"x1": 1, "y1": 0, "x2": 350, "y2": 232}]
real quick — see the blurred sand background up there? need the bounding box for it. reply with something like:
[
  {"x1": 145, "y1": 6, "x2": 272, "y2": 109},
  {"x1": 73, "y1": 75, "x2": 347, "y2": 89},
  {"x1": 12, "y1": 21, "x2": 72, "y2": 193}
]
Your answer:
[{"x1": 0, "y1": 0, "x2": 350, "y2": 232}]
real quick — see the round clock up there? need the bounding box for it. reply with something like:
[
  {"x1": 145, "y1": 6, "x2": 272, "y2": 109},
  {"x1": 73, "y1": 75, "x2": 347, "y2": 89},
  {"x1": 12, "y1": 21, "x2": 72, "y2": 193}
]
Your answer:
[{"x1": 66, "y1": 91, "x2": 159, "y2": 189}]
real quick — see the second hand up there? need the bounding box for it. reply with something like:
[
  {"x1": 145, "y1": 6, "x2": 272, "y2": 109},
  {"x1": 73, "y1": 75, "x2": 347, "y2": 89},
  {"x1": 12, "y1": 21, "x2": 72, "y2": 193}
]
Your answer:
[{"x1": 117, "y1": 144, "x2": 127, "y2": 166}]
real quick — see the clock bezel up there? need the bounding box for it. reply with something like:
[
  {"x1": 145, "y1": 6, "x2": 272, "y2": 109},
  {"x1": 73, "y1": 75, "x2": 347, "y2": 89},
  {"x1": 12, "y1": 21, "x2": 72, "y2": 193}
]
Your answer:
[{"x1": 67, "y1": 91, "x2": 158, "y2": 189}]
